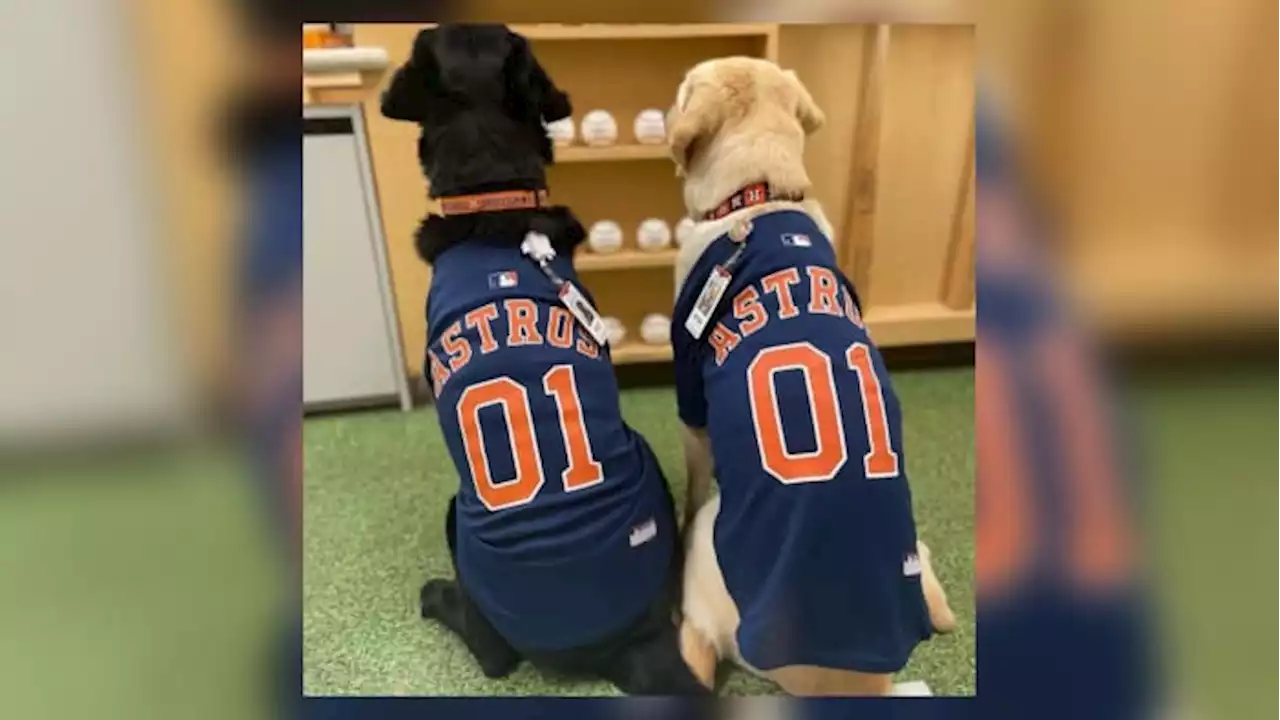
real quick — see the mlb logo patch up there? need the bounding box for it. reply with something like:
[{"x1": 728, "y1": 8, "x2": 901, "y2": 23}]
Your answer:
[
  {"x1": 629, "y1": 517, "x2": 658, "y2": 548},
  {"x1": 780, "y1": 233, "x2": 812, "y2": 247},
  {"x1": 488, "y1": 271, "x2": 519, "y2": 289}
]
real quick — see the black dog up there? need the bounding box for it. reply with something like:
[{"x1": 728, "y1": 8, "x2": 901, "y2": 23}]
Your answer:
[
  {"x1": 381, "y1": 24, "x2": 585, "y2": 264},
  {"x1": 381, "y1": 25, "x2": 704, "y2": 696}
]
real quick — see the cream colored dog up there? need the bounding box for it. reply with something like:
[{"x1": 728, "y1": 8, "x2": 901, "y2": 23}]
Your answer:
[{"x1": 667, "y1": 56, "x2": 957, "y2": 696}]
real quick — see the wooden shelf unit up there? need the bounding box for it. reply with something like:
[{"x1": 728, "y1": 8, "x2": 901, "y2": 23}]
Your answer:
[
  {"x1": 348, "y1": 23, "x2": 976, "y2": 378},
  {"x1": 525, "y1": 23, "x2": 778, "y2": 364},
  {"x1": 556, "y1": 144, "x2": 671, "y2": 163},
  {"x1": 513, "y1": 23, "x2": 776, "y2": 42},
  {"x1": 302, "y1": 47, "x2": 390, "y2": 105},
  {"x1": 575, "y1": 248, "x2": 678, "y2": 271},
  {"x1": 610, "y1": 342, "x2": 674, "y2": 364}
]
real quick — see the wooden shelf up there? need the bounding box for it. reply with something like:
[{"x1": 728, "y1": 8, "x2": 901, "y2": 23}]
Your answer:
[
  {"x1": 303, "y1": 72, "x2": 363, "y2": 90},
  {"x1": 515, "y1": 24, "x2": 775, "y2": 41},
  {"x1": 610, "y1": 342, "x2": 673, "y2": 364},
  {"x1": 556, "y1": 144, "x2": 670, "y2": 163},
  {"x1": 303, "y1": 47, "x2": 390, "y2": 73},
  {"x1": 863, "y1": 303, "x2": 975, "y2": 347},
  {"x1": 575, "y1": 249, "x2": 677, "y2": 271},
  {"x1": 302, "y1": 47, "x2": 390, "y2": 105}
]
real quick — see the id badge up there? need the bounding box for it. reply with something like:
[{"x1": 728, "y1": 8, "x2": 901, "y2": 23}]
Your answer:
[
  {"x1": 684, "y1": 266, "x2": 732, "y2": 339},
  {"x1": 558, "y1": 282, "x2": 609, "y2": 346}
]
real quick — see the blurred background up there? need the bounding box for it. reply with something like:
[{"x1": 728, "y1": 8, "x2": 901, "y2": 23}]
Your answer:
[{"x1": 0, "y1": 0, "x2": 1272, "y2": 717}]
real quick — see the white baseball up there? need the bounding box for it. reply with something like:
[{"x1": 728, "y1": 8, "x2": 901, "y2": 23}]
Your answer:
[
  {"x1": 674, "y1": 217, "x2": 697, "y2": 247},
  {"x1": 602, "y1": 316, "x2": 627, "y2": 346},
  {"x1": 580, "y1": 110, "x2": 618, "y2": 147},
  {"x1": 545, "y1": 117, "x2": 576, "y2": 147},
  {"x1": 639, "y1": 314, "x2": 671, "y2": 345},
  {"x1": 635, "y1": 218, "x2": 671, "y2": 252},
  {"x1": 587, "y1": 220, "x2": 624, "y2": 253},
  {"x1": 633, "y1": 109, "x2": 666, "y2": 145}
]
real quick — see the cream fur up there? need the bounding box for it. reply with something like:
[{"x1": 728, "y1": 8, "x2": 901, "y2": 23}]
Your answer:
[
  {"x1": 667, "y1": 57, "x2": 825, "y2": 220},
  {"x1": 673, "y1": 199, "x2": 836, "y2": 298},
  {"x1": 680, "y1": 495, "x2": 748, "y2": 665},
  {"x1": 669, "y1": 57, "x2": 957, "y2": 695},
  {"x1": 668, "y1": 57, "x2": 833, "y2": 296},
  {"x1": 682, "y1": 493, "x2": 954, "y2": 692}
]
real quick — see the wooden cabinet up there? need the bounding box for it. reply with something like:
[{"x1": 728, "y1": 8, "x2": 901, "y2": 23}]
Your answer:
[
  {"x1": 780, "y1": 24, "x2": 975, "y2": 347},
  {"x1": 352, "y1": 23, "x2": 975, "y2": 381},
  {"x1": 530, "y1": 23, "x2": 781, "y2": 364}
]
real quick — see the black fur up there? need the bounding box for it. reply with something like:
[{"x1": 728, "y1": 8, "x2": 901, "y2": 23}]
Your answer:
[{"x1": 380, "y1": 24, "x2": 584, "y2": 264}]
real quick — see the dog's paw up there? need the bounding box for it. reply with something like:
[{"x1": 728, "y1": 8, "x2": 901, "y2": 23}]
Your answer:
[
  {"x1": 916, "y1": 541, "x2": 958, "y2": 634},
  {"x1": 419, "y1": 578, "x2": 460, "y2": 620}
]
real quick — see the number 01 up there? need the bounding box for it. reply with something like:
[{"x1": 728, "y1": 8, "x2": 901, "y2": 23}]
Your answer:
[
  {"x1": 746, "y1": 341, "x2": 900, "y2": 484},
  {"x1": 456, "y1": 365, "x2": 603, "y2": 511}
]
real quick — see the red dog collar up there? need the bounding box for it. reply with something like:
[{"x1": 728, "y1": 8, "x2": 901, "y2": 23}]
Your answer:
[
  {"x1": 703, "y1": 182, "x2": 804, "y2": 221},
  {"x1": 438, "y1": 189, "x2": 550, "y2": 216}
]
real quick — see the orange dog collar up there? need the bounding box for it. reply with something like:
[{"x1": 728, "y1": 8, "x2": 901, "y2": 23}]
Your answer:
[{"x1": 438, "y1": 189, "x2": 550, "y2": 216}]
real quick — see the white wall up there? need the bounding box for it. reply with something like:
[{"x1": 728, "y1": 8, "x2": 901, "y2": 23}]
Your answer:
[{"x1": 0, "y1": 1, "x2": 189, "y2": 446}]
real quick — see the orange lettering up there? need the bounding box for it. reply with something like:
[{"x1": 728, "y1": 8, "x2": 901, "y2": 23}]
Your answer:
[
  {"x1": 807, "y1": 267, "x2": 843, "y2": 317},
  {"x1": 975, "y1": 343, "x2": 1032, "y2": 595},
  {"x1": 505, "y1": 299, "x2": 544, "y2": 346},
  {"x1": 708, "y1": 322, "x2": 742, "y2": 366},
  {"x1": 441, "y1": 322, "x2": 472, "y2": 371},
  {"x1": 465, "y1": 303, "x2": 500, "y2": 353},
  {"x1": 747, "y1": 342, "x2": 847, "y2": 483},
  {"x1": 457, "y1": 378, "x2": 545, "y2": 511},
  {"x1": 733, "y1": 287, "x2": 768, "y2": 337},
  {"x1": 547, "y1": 307, "x2": 574, "y2": 349},
  {"x1": 842, "y1": 287, "x2": 865, "y2": 328},
  {"x1": 761, "y1": 268, "x2": 801, "y2": 319},
  {"x1": 543, "y1": 365, "x2": 604, "y2": 491},
  {"x1": 428, "y1": 350, "x2": 451, "y2": 395},
  {"x1": 846, "y1": 343, "x2": 900, "y2": 477}
]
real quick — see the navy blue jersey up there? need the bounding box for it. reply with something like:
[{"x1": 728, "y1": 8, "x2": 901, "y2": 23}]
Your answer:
[
  {"x1": 672, "y1": 210, "x2": 932, "y2": 672},
  {"x1": 427, "y1": 239, "x2": 675, "y2": 652},
  {"x1": 974, "y1": 102, "x2": 1155, "y2": 718}
]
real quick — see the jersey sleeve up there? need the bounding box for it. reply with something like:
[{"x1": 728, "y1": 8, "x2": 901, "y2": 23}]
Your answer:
[
  {"x1": 672, "y1": 237, "x2": 734, "y2": 430},
  {"x1": 671, "y1": 313, "x2": 709, "y2": 429}
]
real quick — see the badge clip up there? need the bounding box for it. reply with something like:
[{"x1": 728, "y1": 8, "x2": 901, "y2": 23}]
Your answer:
[{"x1": 521, "y1": 232, "x2": 609, "y2": 346}]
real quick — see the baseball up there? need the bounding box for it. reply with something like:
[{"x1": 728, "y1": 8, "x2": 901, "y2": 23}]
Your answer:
[
  {"x1": 635, "y1": 218, "x2": 671, "y2": 252},
  {"x1": 639, "y1": 314, "x2": 671, "y2": 345},
  {"x1": 674, "y1": 217, "x2": 696, "y2": 247},
  {"x1": 587, "y1": 220, "x2": 624, "y2": 253},
  {"x1": 633, "y1": 109, "x2": 666, "y2": 145},
  {"x1": 580, "y1": 110, "x2": 618, "y2": 147},
  {"x1": 545, "y1": 117, "x2": 576, "y2": 147},
  {"x1": 602, "y1": 316, "x2": 627, "y2": 346}
]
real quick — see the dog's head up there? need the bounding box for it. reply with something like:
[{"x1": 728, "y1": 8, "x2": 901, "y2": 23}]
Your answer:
[
  {"x1": 380, "y1": 25, "x2": 573, "y2": 196},
  {"x1": 666, "y1": 57, "x2": 824, "y2": 217}
]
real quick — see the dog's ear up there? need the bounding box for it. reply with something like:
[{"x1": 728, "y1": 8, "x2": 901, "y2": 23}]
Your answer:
[
  {"x1": 784, "y1": 69, "x2": 825, "y2": 135},
  {"x1": 380, "y1": 28, "x2": 440, "y2": 123},
  {"x1": 504, "y1": 31, "x2": 573, "y2": 123},
  {"x1": 667, "y1": 76, "x2": 722, "y2": 172}
]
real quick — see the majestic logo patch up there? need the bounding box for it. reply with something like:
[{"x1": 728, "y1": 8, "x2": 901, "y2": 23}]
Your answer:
[
  {"x1": 780, "y1": 233, "x2": 812, "y2": 247},
  {"x1": 629, "y1": 517, "x2": 658, "y2": 548},
  {"x1": 902, "y1": 552, "x2": 922, "y2": 577},
  {"x1": 488, "y1": 271, "x2": 519, "y2": 289}
]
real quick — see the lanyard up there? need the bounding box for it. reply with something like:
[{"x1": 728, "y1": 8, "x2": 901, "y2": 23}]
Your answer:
[
  {"x1": 520, "y1": 232, "x2": 609, "y2": 346},
  {"x1": 683, "y1": 218, "x2": 753, "y2": 340}
]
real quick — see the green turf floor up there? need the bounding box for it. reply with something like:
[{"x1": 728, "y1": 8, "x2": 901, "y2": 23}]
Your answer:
[{"x1": 303, "y1": 367, "x2": 975, "y2": 696}]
